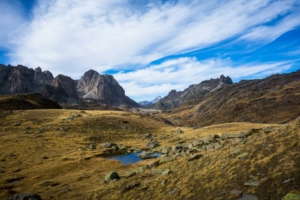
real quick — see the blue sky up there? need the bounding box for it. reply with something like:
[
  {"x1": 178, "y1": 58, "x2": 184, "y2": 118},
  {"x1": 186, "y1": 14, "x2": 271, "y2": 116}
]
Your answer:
[{"x1": 0, "y1": 0, "x2": 300, "y2": 102}]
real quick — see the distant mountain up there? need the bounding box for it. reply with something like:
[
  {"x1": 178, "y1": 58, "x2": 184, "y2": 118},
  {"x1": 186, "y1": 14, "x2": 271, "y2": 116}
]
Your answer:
[
  {"x1": 160, "y1": 70, "x2": 300, "y2": 127},
  {"x1": 0, "y1": 64, "x2": 139, "y2": 108},
  {"x1": 152, "y1": 75, "x2": 233, "y2": 110},
  {"x1": 138, "y1": 96, "x2": 162, "y2": 106}
]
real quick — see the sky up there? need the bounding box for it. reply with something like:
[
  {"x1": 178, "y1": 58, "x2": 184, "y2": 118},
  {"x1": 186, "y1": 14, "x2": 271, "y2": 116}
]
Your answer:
[{"x1": 0, "y1": 0, "x2": 300, "y2": 102}]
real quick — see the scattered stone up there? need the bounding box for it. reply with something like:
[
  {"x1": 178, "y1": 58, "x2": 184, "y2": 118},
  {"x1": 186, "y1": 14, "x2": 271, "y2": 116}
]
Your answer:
[
  {"x1": 139, "y1": 153, "x2": 158, "y2": 160},
  {"x1": 126, "y1": 171, "x2": 136, "y2": 178},
  {"x1": 161, "y1": 180, "x2": 167, "y2": 186},
  {"x1": 245, "y1": 128, "x2": 262, "y2": 137},
  {"x1": 169, "y1": 188, "x2": 178, "y2": 195},
  {"x1": 172, "y1": 144, "x2": 185, "y2": 153},
  {"x1": 283, "y1": 178, "x2": 292, "y2": 184},
  {"x1": 281, "y1": 193, "x2": 300, "y2": 200},
  {"x1": 146, "y1": 140, "x2": 159, "y2": 149},
  {"x1": 151, "y1": 168, "x2": 163, "y2": 175},
  {"x1": 214, "y1": 197, "x2": 223, "y2": 200},
  {"x1": 139, "y1": 165, "x2": 148, "y2": 173},
  {"x1": 177, "y1": 128, "x2": 183, "y2": 134},
  {"x1": 188, "y1": 154, "x2": 201, "y2": 161},
  {"x1": 88, "y1": 144, "x2": 96, "y2": 150},
  {"x1": 80, "y1": 110, "x2": 86, "y2": 113},
  {"x1": 162, "y1": 146, "x2": 172, "y2": 154},
  {"x1": 203, "y1": 136, "x2": 213, "y2": 144},
  {"x1": 237, "y1": 152, "x2": 249, "y2": 159},
  {"x1": 118, "y1": 144, "x2": 127, "y2": 150},
  {"x1": 220, "y1": 163, "x2": 227, "y2": 170},
  {"x1": 231, "y1": 148, "x2": 242, "y2": 156},
  {"x1": 122, "y1": 182, "x2": 140, "y2": 193},
  {"x1": 104, "y1": 171, "x2": 120, "y2": 182},
  {"x1": 100, "y1": 142, "x2": 119, "y2": 151},
  {"x1": 263, "y1": 127, "x2": 273, "y2": 134},
  {"x1": 237, "y1": 194, "x2": 258, "y2": 200},
  {"x1": 149, "y1": 160, "x2": 159, "y2": 168},
  {"x1": 206, "y1": 143, "x2": 215, "y2": 151},
  {"x1": 159, "y1": 156, "x2": 175, "y2": 164},
  {"x1": 161, "y1": 169, "x2": 170, "y2": 176},
  {"x1": 213, "y1": 134, "x2": 220, "y2": 140},
  {"x1": 9, "y1": 193, "x2": 42, "y2": 200},
  {"x1": 244, "y1": 179, "x2": 260, "y2": 186},
  {"x1": 192, "y1": 140, "x2": 204, "y2": 147},
  {"x1": 13, "y1": 123, "x2": 21, "y2": 126},
  {"x1": 214, "y1": 142, "x2": 222, "y2": 150},
  {"x1": 230, "y1": 189, "x2": 242, "y2": 195}
]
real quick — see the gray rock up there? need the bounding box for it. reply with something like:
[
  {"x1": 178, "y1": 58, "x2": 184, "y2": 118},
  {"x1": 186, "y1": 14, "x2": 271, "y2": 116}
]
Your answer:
[
  {"x1": 231, "y1": 148, "x2": 242, "y2": 156},
  {"x1": 177, "y1": 128, "x2": 183, "y2": 134},
  {"x1": 237, "y1": 152, "x2": 249, "y2": 159},
  {"x1": 203, "y1": 136, "x2": 213, "y2": 144},
  {"x1": 244, "y1": 179, "x2": 260, "y2": 186},
  {"x1": 104, "y1": 171, "x2": 120, "y2": 182},
  {"x1": 146, "y1": 140, "x2": 159, "y2": 149},
  {"x1": 237, "y1": 194, "x2": 258, "y2": 200},
  {"x1": 161, "y1": 146, "x2": 172, "y2": 154},
  {"x1": 188, "y1": 154, "x2": 201, "y2": 161},
  {"x1": 172, "y1": 144, "x2": 185, "y2": 153},
  {"x1": 13, "y1": 123, "x2": 21, "y2": 126},
  {"x1": 206, "y1": 143, "x2": 215, "y2": 151},
  {"x1": 192, "y1": 140, "x2": 204, "y2": 147},
  {"x1": 159, "y1": 156, "x2": 175, "y2": 164},
  {"x1": 88, "y1": 144, "x2": 96, "y2": 150},
  {"x1": 161, "y1": 169, "x2": 170, "y2": 176},
  {"x1": 100, "y1": 142, "x2": 119, "y2": 150},
  {"x1": 151, "y1": 168, "x2": 163, "y2": 175},
  {"x1": 9, "y1": 193, "x2": 42, "y2": 200}
]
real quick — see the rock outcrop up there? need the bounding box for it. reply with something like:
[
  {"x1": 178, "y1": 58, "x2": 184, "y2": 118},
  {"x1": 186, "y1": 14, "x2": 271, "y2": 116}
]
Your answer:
[
  {"x1": 152, "y1": 75, "x2": 233, "y2": 110},
  {"x1": 76, "y1": 69, "x2": 138, "y2": 107},
  {"x1": 0, "y1": 65, "x2": 139, "y2": 107},
  {"x1": 0, "y1": 65, "x2": 53, "y2": 94}
]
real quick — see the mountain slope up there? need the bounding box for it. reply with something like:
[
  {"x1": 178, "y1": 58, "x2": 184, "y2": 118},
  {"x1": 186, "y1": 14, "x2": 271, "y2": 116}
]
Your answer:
[
  {"x1": 0, "y1": 93, "x2": 61, "y2": 111},
  {"x1": 161, "y1": 70, "x2": 300, "y2": 127},
  {"x1": 76, "y1": 70, "x2": 139, "y2": 107},
  {"x1": 152, "y1": 75, "x2": 232, "y2": 110},
  {"x1": 0, "y1": 65, "x2": 139, "y2": 108},
  {"x1": 138, "y1": 96, "x2": 162, "y2": 106}
]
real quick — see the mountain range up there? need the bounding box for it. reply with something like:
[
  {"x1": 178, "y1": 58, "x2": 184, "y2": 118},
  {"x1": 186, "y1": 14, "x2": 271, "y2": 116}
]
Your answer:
[
  {"x1": 0, "y1": 64, "x2": 138, "y2": 107},
  {"x1": 138, "y1": 96, "x2": 162, "y2": 106}
]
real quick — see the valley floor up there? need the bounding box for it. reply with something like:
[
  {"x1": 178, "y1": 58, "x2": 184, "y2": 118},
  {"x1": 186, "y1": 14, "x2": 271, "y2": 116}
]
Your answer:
[{"x1": 0, "y1": 109, "x2": 299, "y2": 200}]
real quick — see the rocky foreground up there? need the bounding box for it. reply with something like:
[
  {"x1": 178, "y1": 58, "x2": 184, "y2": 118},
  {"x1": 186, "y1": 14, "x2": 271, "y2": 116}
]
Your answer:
[{"x1": 0, "y1": 109, "x2": 299, "y2": 199}]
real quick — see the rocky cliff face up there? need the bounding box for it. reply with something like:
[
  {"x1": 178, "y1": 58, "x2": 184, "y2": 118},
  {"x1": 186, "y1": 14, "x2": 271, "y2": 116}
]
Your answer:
[
  {"x1": 152, "y1": 75, "x2": 233, "y2": 110},
  {"x1": 0, "y1": 65, "x2": 139, "y2": 107},
  {"x1": 76, "y1": 69, "x2": 139, "y2": 107},
  {"x1": 0, "y1": 65, "x2": 53, "y2": 94},
  {"x1": 42, "y1": 74, "x2": 80, "y2": 105}
]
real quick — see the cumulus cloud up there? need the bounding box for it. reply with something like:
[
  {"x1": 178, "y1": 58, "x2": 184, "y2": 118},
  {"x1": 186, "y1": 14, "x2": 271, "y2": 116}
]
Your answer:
[
  {"x1": 115, "y1": 57, "x2": 292, "y2": 101},
  {"x1": 8, "y1": 0, "x2": 300, "y2": 77}
]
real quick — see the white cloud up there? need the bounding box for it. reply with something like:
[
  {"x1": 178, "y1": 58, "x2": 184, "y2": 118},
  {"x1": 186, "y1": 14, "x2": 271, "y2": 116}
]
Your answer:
[
  {"x1": 0, "y1": 1, "x2": 26, "y2": 49},
  {"x1": 8, "y1": 0, "x2": 300, "y2": 78},
  {"x1": 115, "y1": 57, "x2": 292, "y2": 101}
]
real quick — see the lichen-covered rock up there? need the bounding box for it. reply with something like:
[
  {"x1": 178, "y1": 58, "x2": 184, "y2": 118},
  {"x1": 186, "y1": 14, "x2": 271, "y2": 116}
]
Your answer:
[
  {"x1": 159, "y1": 156, "x2": 175, "y2": 164},
  {"x1": 281, "y1": 193, "x2": 300, "y2": 200}
]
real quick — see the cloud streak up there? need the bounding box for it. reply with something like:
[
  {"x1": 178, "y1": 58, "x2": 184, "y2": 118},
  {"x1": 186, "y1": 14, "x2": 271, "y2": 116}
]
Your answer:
[
  {"x1": 8, "y1": 0, "x2": 300, "y2": 77},
  {"x1": 115, "y1": 57, "x2": 293, "y2": 101}
]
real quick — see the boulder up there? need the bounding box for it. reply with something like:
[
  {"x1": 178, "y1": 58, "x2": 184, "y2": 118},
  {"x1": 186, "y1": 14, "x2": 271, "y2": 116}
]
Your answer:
[
  {"x1": 146, "y1": 140, "x2": 159, "y2": 149},
  {"x1": 105, "y1": 171, "x2": 120, "y2": 182},
  {"x1": 159, "y1": 156, "x2": 175, "y2": 164}
]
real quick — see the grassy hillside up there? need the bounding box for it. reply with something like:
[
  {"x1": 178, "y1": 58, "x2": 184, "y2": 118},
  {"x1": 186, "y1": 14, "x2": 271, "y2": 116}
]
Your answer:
[{"x1": 0, "y1": 109, "x2": 299, "y2": 199}]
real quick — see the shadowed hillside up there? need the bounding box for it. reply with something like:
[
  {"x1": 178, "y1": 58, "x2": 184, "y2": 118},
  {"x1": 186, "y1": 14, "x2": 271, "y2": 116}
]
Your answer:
[{"x1": 160, "y1": 70, "x2": 300, "y2": 127}]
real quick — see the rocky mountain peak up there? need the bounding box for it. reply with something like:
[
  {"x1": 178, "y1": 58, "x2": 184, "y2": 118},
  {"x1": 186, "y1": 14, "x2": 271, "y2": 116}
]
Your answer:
[{"x1": 219, "y1": 74, "x2": 233, "y2": 85}]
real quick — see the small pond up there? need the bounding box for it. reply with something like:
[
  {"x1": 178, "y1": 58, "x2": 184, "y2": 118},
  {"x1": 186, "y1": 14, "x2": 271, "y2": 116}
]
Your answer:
[{"x1": 106, "y1": 151, "x2": 161, "y2": 165}]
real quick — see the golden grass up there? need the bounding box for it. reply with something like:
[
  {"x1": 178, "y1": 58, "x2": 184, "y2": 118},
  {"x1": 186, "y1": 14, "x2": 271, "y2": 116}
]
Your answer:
[{"x1": 0, "y1": 110, "x2": 299, "y2": 199}]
